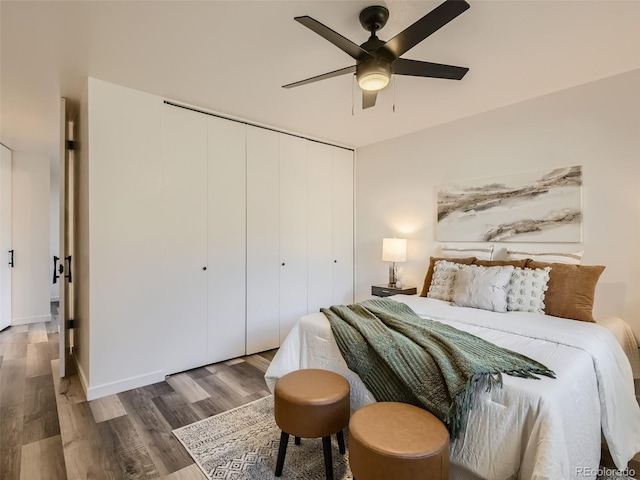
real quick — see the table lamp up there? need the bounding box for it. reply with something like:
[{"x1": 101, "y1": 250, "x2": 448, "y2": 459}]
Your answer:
[{"x1": 382, "y1": 238, "x2": 406, "y2": 287}]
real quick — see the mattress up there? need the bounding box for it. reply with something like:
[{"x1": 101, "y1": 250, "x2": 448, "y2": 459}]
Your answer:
[
  {"x1": 265, "y1": 295, "x2": 640, "y2": 480},
  {"x1": 594, "y1": 314, "x2": 640, "y2": 379}
]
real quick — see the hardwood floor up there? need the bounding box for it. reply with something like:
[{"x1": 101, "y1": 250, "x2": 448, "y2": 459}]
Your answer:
[
  {"x1": 0, "y1": 305, "x2": 275, "y2": 479},
  {"x1": 0, "y1": 304, "x2": 638, "y2": 479}
]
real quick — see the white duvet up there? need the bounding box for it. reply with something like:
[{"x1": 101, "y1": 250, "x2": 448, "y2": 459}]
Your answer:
[{"x1": 264, "y1": 295, "x2": 640, "y2": 480}]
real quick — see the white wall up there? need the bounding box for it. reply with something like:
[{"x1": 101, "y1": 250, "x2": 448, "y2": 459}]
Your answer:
[
  {"x1": 355, "y1": 69, "x2": 640, "y2": 338},
  {"x1": 11, "y1": 151, "x2": 51, "y2": 324},
  {"x1": 84, "y1": 78, "x2": 166, "y2": 398}
]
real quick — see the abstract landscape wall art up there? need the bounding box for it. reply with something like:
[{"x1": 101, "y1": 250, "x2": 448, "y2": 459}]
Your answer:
[{"x1": 437, "y1": 166, "x2": 582, "y2": 242}]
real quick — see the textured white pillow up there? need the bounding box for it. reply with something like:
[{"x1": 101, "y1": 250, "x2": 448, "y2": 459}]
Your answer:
[
  {"x1": 442, "y1": 245, "x2": 494, "y2": 261},
  {"x1": 452, "y1": 265, "x2": 514, "y2": 312},
  {"x1": 506, "y1": 249, "x2": 583, "y2": 265},
  {"x1": 506, "y1": 267, "x2": 551, "y2": 314},
  {"x1": 427, "y1": 260, "x2": 462, "y2": 302}
]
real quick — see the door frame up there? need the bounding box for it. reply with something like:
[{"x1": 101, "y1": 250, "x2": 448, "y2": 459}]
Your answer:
[
  {"x1": 58, "y1": 98, "x2": 75, "y2": 377},
  {"x1": 0, "y1": 144, "x2": 11, "y2": 331}
]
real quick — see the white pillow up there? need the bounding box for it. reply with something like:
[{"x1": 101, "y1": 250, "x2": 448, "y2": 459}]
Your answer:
[
  {"x1": 452, "y1": 264, "x2": 514, "y2": 313},
  {"x1": 427, "y1": 260, "x2": 462, "y2": 302},
  {"x1": 442, "y1": 245, "x2": 494, "y2": 261},
  {"x1": 506, "y1": 249, "x2": 583, "y2": 265},
  {"x1": 506, "y1": 267, "x2": 551, "y2": 314}
]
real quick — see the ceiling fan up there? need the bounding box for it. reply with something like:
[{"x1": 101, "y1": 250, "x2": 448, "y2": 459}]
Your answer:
[{"x1": 283, "y1": 0, "x2": 470, "y2": 109}]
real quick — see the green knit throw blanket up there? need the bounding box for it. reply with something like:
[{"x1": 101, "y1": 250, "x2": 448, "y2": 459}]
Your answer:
[{"x1": 321, "y1": 299, "x2": 555, "y2": 439}]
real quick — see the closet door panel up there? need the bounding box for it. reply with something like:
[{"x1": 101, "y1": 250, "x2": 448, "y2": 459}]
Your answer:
[
  {"x1": 279, "y1": 135, "x2": 308, "y2": 342},
  {"x1": 162, "y1": 106, "x2": 208, "y2": 375},
  {"x1": 307, "y1": 142, "x2": 334, "y2": 313},
  {"x1": 207, "y1": 117, "x2": 246, "y2": 363},
  {"x1": 246, "y1": 126, "x2": 280, "y2": 354},
  {"x1": 332, "y1": 148, "x2": 354, "y2": 305}
]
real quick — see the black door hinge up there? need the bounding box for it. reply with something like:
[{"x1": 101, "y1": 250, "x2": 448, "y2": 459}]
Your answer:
[
  {"x1": 67, "y1": 140, "x2": 75, "y2": 151},
  {"x1": 68, "y1": 319, "x2": 76, "y2": 329}
]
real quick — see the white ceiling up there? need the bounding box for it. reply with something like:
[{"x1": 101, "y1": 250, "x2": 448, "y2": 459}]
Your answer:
[{"x1": 2, "y1": 0, "x2": 640, "y2": 156}]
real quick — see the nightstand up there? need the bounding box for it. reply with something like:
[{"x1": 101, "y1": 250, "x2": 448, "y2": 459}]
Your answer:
[{"x1": 371, "y1": 285, "x2": 418, "y2": 297}]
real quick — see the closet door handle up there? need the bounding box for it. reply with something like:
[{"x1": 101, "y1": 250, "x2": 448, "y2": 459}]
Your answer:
[
  {"x1": 64, "y1": 255, "x2": 72, "y2": 283},
  {"x1": 202, "y1": 267, "x2": 207, "y2": 271},
  {"x1": 53, "y1": 256, "x2": 61, "y2": 283},
  {"x1": 8, "y1": 249, "x2": 14, "y2": 268}
]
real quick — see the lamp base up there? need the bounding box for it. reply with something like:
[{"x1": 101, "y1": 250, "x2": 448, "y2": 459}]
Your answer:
[{"x1": 388, "y1": 262, "x2": 397, "y2": 287}]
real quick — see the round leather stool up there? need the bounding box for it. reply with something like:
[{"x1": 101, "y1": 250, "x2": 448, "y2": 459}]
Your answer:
[
  {"x1": 274, "y1": 369, "x2": 350, "y2": 480},
  {"x1": 349, "y1": 402, "x2": 449, "y2": 480}
]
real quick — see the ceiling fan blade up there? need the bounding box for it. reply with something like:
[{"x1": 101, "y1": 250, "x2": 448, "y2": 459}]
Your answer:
[
  {"x1": 392, "y1": 58, "x2": 468, "y2": 80},
  {"x1": 383, "y1": 0, "x2": 470, "y2": 59},
  {"x1": 362, "y1": 90, "x2": 377, "y2": 109},
  {"x1": 282, "y1": 65, "x2": 356, "y2": 89},
  {"x1": 295, "y1": 16, "x2": 374, "y2": 60}
]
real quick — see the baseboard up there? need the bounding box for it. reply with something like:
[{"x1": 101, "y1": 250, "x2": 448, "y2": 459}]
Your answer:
[
  {"x1": 75, "y1": 358, "x2": 89, "y2": 397},
  {"x1": 85, "y1": 370, "x2": 165, "y2": 401},
  {"x1": 11, "y1": 314, "x2": 52, "y2": 325}
]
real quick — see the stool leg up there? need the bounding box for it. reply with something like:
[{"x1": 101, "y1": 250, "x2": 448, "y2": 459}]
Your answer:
[
  {"x1": 336, "y1": 430, "x2": 345, "y2": 454},
  {"x1": 275, "y1": 431, "x2": 289, "y2": 476},
  {"x1": 295, "y1": 436, "x2": 301, "y2": 445},
  {"x1": 322, "y1": 436, "x2": 334, "y2": 480}
]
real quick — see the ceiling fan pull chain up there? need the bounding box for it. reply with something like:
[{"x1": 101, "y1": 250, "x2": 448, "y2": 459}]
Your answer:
[
  {"x1": 352, "y1": 75, "x2": 355, "y2": 116},
  {"x1": 393, "y1": 76, "x2": 396, "y2": 113}
]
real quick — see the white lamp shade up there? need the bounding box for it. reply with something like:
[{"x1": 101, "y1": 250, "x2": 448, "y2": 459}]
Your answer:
[{"x1": 382, "y1": 238, "x2": 407, "y2": 263}]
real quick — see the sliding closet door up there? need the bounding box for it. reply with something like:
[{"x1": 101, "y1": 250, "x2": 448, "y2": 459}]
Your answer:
[
  {"x1": 246, "y1": 126, "x2": 280, "y2": 354},
  {"x1": 332, "y1": 148, "x2": 354, "y2": 305},
  {"x1": 162, "y1": 106, "x2": 208, "y2": 375},
  {"x1": 207, "y1": 117, "x2": 246, "y2": 363},
  {"x1": 279, "y1": 135, "x2": 308, "y2": 342},
  {"x1": 307, "y1": 142, "x2": 334, "y2": 313}
]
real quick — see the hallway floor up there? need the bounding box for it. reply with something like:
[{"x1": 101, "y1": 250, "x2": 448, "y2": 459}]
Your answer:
[{"x1": 0, "y1": 304, "x2": 275, "y2": 479}]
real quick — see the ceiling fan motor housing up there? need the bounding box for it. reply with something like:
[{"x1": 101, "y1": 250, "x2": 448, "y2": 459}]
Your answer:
[
  {"x1": 357, "y1": 5, "x2": 394, "y2": 91},
  {"x1": 359, "y1": 5, "x2": 390, "y2": 32}
]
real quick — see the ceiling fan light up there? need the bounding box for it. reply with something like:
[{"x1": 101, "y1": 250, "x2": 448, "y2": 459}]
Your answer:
[
  {"x1": 356, "y1": 61, "x2": 391, "y2": 92},
  {"x1": 359, "y1": 73, "x2": 389, "y2": 91}
]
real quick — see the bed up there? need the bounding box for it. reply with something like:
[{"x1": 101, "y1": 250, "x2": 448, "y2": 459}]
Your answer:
[{"x1": 265, "y1": 295, "x2": 640, "y2": 480}]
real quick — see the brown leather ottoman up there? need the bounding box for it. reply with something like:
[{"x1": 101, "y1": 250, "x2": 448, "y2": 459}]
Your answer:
[
  {"x1": 349, "y1": 402, "x2": 449, "y2": 480},
  {"x1": 274, "y1": 369, "x2": 350, "y2": 480}
]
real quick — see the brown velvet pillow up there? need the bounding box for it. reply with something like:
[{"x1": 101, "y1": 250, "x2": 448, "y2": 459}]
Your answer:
[
  {"x1": 526, "y1": 260, "x2": 605, "y2": 322},
  {"x1": 420, "y1": 256, "x2": 476, "y2": 297},
  {"x1": 473, "y1": 259, "x2": 528, "y2": 268}
]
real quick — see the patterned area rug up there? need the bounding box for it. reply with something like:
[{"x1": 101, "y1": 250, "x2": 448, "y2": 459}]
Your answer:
[
  {"x1": 173, "y1": 395, "x2": 634, "y2": 480},
  {"x1": 173, "y1": 395, "x2": 353, "y2": 480}
]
